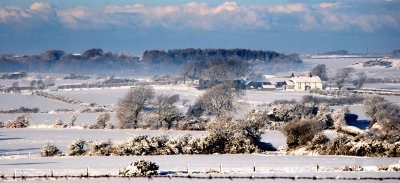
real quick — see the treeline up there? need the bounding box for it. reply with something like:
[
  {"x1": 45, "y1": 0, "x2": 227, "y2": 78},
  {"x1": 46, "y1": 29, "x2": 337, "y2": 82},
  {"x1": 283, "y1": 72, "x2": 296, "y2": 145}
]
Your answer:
[
  {"x1": 0, "y1": 48, "x2": 300, "y2": 74},
  {"x1": 0, "y1": 49, "x2": 139, "y2": 74},
  {"x1": 142, "y1": 48, "x2": 301, "y2": 64}
]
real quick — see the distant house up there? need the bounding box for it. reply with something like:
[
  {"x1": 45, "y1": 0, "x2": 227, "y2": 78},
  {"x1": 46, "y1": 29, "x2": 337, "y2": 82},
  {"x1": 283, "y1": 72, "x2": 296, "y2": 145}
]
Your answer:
[
  {"x1": 245, "y1": 77, "x2": 276, "y2": 90},
  {"x1": 291, "y1": 75, "x2": 323, "y2": 91}
]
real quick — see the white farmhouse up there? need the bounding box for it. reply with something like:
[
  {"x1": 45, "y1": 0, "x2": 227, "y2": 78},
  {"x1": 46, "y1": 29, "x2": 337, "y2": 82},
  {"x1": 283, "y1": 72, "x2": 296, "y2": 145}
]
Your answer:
[{"x1": 291, "y1": 75, "x2": 323, "y2": 91}]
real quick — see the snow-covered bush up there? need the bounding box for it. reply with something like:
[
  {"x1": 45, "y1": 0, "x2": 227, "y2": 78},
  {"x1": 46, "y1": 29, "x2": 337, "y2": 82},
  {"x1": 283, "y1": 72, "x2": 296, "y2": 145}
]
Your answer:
[
  {"x1": 322, "y1": 134, "x2": 353, "y2": 155},
  {"x1": 308, "y1": 133, "x2": 330, "y2": 150},
  {"x1": 87, "y1": 140, "x2": 114, "y2": 156},
  {"x1": 282, "y1": 119, "x2": 323, "y2": 149},
  {"x1": 53, "y1": 119, "x2": 67, "y2": 128},
  {"x1": 120, "y1": 160, "x2": 159, "y2": 177},
  {"x1": 177, "y1": 117, "x2": 208, "y2": 130},
  {"x1": 113, "y1": 135, "x2": 168, "y2": 156},
  {"x1": 96, "y1": 112, "x2": 110, "y2": 129},
  {"x1": 68, "y1": 138, "x2": 88, "y2": 156},
  {"x1": 41, "y1": 143, "x2": 62, "y2": 157},
  {"x1": 166, "y1": 135, "x2": 205, "y2": 154},
  {"x1": 4, "y1": 114, "x2": 30, "y2": 128}
]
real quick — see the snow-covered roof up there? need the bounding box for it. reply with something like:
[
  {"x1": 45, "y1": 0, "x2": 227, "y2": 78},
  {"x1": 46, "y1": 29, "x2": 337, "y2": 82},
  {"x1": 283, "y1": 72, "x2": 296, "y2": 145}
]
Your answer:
[{"x1": 291, "y1": 76, "x2": 322, "y2": 83}]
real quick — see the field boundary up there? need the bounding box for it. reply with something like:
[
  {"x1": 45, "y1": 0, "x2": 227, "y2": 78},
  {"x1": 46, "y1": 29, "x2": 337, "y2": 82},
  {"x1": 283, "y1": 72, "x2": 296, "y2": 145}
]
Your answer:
[{"x1": 2, "y1": 174, "x2": 400, "y2": 181}]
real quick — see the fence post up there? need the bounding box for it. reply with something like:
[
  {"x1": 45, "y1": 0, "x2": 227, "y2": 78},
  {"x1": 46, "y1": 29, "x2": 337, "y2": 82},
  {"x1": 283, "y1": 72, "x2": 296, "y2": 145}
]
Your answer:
[
  {"x1": 220, "y1": 164, "x2": 222, "y2": 173},
  {"x1": 187, "y1": 164, "x2": 190, "y2": 174},
  {"x1": 51, "y1": 169, "x2": 54, "y2": 177},
  {"x1": 253, "y1": 163, "x2": 256, "y2": 172},
  {"x1": 316, "y1": 162, "x2": 320, "y2": 171},
  {"x1": 86, "y1": 167, "x2": 89, "y2": 177}
]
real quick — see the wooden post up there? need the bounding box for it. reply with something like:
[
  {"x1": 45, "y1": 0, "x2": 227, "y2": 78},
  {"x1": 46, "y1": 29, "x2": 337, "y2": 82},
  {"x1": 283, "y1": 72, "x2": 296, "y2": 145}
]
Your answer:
[
  {"x1": 316, "y1": 162, "x2": 320, "y2": 171},
  {"x1": 219, "y1": 164, "x2": 222, "y2": 173},
  {"x1": 187, "y1": 164, "x2": 190, "y2": 174},
  {"x1": 86, "y1": 167, "x2": 89, "y2": 177},
  {"x1": 51, "y1": 169, "x2": 54, "y2": 177},
  {"x1": 13, "y1": 170, "x2": 16, "y2": 180},
  {"x1": 253, "y1": 163, "x2": 256, "y2": 172}
]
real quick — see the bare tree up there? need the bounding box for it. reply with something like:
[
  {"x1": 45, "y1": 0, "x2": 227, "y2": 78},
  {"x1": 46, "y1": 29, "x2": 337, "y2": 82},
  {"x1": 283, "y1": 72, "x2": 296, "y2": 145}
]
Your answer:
[
  {"x1": 96, "y1": 112, "x2": 110, "y2": 128},
  {"x1": 116, "y1": 86, "x2": 155, "y2": 129},
  {"x1": 201, "y1": 59, "x2": 250, "y2": 84},
  {"x1": 179, "y1": 61, "x2": 206, "y2": 84},
  {"x1": 311, "y1": 64, "x2": 328, "y2": 81},
  {"x1": 154, "y1": 94, "x2": 180, "y2": 129},
  {"x1": 353, "y1": 72, "x2": 367, "y2": 89},
  {"x1": 364, "y1": 96, "x2": 399, "y2": 131},
  {"x1": 332, "y1": 68, "x2": 355, "y2": 90},
  {"x1": 190, "y1": 83, "x2": 242, "y2": 117}
]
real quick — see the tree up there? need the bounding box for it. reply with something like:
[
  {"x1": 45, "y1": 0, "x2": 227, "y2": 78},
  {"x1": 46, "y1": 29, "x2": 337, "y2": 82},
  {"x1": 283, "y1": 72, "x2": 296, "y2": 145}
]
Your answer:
[
  {"x1": 311, "y1": 64, "x2": 328, "y2": 81},
  {"x1": 190, "y1": 83, "x2": 241, "y2": 117},
  {"x1": 332, "y1": 68, "x2": 355, "y2": 90},
  {"x1": 201, "y1": 59, "x2": 250, "y2": 84},
  {"x1": 41, "y1": 50, "x2": 65, "y2": 61},
  {"x1": 96, "y1": 112, "x2": 110, "y2": 128},
  {"x1": 353, "y1": 72, "x2": 367, "y2": 89},
  {"x1": 154, "y1": 94, "x2": 180, "y2": 129},
  {"x1": 116, "y1": 86, "x2": 155, "y2": 129},
  {"x1": 82, "y1": 48, "x2": 104, "y2": 59},
  {"x1": 364, "y1": 96, "x2": 399, "y2": 131}
]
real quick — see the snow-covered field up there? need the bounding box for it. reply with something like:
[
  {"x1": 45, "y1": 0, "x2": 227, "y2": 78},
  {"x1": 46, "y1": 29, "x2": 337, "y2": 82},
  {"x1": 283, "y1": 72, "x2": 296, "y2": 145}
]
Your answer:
[
  {"x1": 1, "y1": 57, "x2": 400, "y2": 181},
  {"x1": 0, "y1": 129, "x2": 285, "y2": 156}
]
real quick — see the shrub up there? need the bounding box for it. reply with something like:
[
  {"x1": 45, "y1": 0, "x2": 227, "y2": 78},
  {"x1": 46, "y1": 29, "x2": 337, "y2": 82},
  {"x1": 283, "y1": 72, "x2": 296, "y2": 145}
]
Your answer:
[
  {"x1": 53, "y1": 119, "x2": 67, "y2": 128},
  {"x1": 68, "y1": 139, "x2": 88, "y2": 156},
  {"x1": 120, "y1": 160, "x2": 159, "y2": 176},
  {"x1": 41, "y1": 143, "x2": 62, "y2": 157},
  {"x1": 5, "y1": 114, "x2": 29, "y2": 128},
  {"x1": 87, "y1": 140, "x2": 114, "y2": 156},
  {"x1": 166, "y1": 135, "x2": 205, "y2": 154},
  {"x1": 176, "y1": 117, "x2": 208, "y2": 130},
  {"x1": 323, "y1": 134, "x2": 353, "y2": 155},
  {"x1": 113, "y1": 135, "x2": 168, "y2": 156},
  {"x1": 96, "y1": 112, "x2": 110, "y2": 129},
  {"x1": 282, "y1": 119, "x2": 323, "y2": 149}
]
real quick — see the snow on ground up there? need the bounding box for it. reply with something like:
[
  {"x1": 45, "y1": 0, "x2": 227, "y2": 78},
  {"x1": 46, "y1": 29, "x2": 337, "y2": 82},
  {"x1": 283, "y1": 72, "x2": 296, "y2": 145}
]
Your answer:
[
  {"x1": 49, "y1": 85, "x2": 203, "y2": 106},
  {"x1": 0, "y1": 93, "x2": 79, "y2": 111},
  {"x1": 0, "y1": 155, "x2": 399, "y2": 180},
  {"x1": 0, "y1": 112, "x2": 113, "y2": 126},
  {"x1": 0, "y1": 129, "x2": 285, "y2": 156}
]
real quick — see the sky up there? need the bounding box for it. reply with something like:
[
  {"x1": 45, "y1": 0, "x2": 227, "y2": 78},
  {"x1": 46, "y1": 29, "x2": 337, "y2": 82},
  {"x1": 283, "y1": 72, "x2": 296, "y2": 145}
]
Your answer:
[{"x1": 0, "y1": 0, "x2": 399, "y2": 55}]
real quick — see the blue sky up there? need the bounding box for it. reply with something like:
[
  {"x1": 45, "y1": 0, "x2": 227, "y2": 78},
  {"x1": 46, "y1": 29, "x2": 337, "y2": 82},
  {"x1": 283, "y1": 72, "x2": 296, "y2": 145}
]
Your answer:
[{"x1": 0, "y1": 0, "x2": 399, "y2": 55}]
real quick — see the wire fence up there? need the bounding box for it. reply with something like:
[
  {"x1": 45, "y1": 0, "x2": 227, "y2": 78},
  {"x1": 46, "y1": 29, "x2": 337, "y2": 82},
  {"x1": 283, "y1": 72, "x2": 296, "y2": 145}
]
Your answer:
[{"x1": 1, "y1": 174, "x2": 400, "y2": 181}]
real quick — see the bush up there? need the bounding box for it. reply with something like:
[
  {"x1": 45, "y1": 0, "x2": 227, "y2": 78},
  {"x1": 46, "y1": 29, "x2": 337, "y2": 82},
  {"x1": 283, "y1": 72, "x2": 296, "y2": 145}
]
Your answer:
[
  {"x1": 68, "y1": 139, "x2": 88, "y2": 156},
  {"x1": 53, "y1": 119, "x2": 67, "y2": 128},
  {"x1": 87, "y1": 140, "x2": 114, "y2": 156},
  {"x1": 96, "y1": 112, "x2": 110, "y2": 129},
  {"x1": 166, "y1": 135, "x2": 206, "y2": 154},
  {"x1": 120, "y1": 160, "x2": 159, "y2": 177},
  {"x1": 113, "y1": 135, "x2": 168, "y2": 156},
  {"x1": 282, "y1": 119, "x2": 323, "y2": 149},
  {"x1": 41, "y1": 143, "x2": 62, "y2": 157},
  {"x1": 176, "y1": 117, "x2": 208, "y2": 130},
  {"x1": 5, "y1": 114, "x2": 29, "y2": 128}
]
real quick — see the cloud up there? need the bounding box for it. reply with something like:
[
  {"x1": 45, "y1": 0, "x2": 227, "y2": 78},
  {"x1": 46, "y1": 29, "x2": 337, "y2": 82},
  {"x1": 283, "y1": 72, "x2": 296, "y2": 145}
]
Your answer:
[
  {"x1": 267, "y1": 3, "x2": 307, "y2": 13},
  {"x1": 319, "y1": 2, "x2": 338, "y2": 9},
  {"x1": 0, "y1": 1, "x2": 399, "y2": 33},
  {"x1": 30, "y1": 2, "x2": 51, "y2": 11}
]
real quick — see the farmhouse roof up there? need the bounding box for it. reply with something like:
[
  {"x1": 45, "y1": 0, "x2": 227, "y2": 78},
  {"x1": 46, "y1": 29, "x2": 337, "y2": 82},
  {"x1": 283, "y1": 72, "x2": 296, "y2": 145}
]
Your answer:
[{"x1": 291, "y1": 76, "x2": 322, "y2": 83}]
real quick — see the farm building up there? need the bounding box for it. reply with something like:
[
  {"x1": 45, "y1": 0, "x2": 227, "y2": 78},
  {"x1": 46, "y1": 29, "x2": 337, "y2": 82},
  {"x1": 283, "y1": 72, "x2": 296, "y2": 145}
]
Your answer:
[{"x1": 290, "y1": 75, "x2": 323, "y2": 91}]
